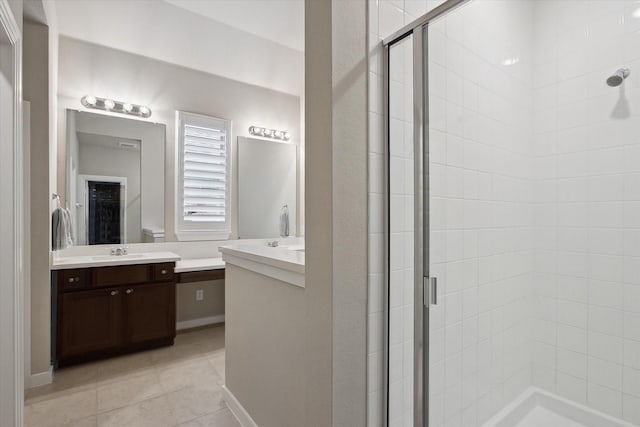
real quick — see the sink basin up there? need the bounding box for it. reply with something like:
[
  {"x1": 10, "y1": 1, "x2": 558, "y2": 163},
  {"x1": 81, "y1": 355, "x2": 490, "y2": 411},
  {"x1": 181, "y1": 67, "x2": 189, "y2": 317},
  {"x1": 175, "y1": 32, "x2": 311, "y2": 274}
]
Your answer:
[{"x1": 91, "y1": 254, "x2": 146, "y2": 261}]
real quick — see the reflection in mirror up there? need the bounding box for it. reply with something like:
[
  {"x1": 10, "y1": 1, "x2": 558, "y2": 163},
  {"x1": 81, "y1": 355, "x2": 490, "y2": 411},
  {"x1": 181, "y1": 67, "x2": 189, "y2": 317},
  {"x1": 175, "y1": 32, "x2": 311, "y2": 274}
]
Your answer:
[
  {"x1": 65, "y1": 110, "x2": 166, "y2": 245},
  {"x1": 238, "y1": 136, "x2": 297, "y2": 239}
]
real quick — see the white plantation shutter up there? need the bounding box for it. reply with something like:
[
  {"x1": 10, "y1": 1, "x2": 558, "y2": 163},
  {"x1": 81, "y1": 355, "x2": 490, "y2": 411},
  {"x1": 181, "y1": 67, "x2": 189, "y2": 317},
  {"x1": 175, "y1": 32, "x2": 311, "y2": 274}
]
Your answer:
[
  {"x1": 177, "y1": 112, "x2": 231, "y2": 239},
  {"x1": 183, "y1": 124, "x2": 226, "y2": 222}
]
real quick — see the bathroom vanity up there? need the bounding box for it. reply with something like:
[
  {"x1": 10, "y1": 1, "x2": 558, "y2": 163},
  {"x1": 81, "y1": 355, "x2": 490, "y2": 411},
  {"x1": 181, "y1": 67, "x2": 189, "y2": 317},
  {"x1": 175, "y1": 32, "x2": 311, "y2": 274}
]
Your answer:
[{"x1": 51, "y1": 253, "x2": 180, "y2": 367}]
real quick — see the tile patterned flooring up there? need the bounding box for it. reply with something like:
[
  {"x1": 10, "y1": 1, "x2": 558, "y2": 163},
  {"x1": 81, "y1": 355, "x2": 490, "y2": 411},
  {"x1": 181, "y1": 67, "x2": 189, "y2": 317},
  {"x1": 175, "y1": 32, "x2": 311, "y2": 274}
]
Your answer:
[{"x1": 25, "y1": 325, "x2": 239, "y2": 427}]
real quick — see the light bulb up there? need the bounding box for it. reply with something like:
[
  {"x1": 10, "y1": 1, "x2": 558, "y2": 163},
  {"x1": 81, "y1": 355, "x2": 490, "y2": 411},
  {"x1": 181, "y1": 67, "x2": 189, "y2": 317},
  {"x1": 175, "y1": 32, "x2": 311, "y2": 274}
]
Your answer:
[
  {"x1": 264, "y1": 129, "x2": 274, "y2": 137},
  {"x1": 501, "y1": 56, "x2": 519, "y2": 66},
  {"x1": 104, "y1": 99, "x2": 115, "y2": 110},
  {"x1": 84, "y1": 95, "x2": 97, "y2": 106},
  {"x1": 274, "y1": 130, "x2": 283, "y2": 139},
  {"x1": 283, "y1": 132, "x2": 290, "y2": 140},
  {"x1": 139, "y1": 106, "x2": 150, "y2": 116},
  {"x1": 123, "y1": 103, "x2": 133, "y2": 112}
]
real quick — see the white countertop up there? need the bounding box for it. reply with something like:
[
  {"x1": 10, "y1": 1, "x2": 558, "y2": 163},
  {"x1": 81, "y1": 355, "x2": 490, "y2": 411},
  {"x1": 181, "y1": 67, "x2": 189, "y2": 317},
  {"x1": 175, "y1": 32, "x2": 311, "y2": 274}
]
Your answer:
[
  {"x1": 51, "y1": 252, "x2": 181, "y2": 270},
  {"x1": 175, "y1": 258, "x2": 225, "y2": 273},
  {"x1": 220, "y1": 243, "x2": 305, "y2": 287}
]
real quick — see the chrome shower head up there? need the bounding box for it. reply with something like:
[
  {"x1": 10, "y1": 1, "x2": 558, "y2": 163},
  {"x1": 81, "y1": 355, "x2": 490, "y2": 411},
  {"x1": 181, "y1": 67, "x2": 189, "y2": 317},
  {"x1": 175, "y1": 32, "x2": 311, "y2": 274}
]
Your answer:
[{"x1": 607, "y1": 67, "x2": 630, "y2": 87}]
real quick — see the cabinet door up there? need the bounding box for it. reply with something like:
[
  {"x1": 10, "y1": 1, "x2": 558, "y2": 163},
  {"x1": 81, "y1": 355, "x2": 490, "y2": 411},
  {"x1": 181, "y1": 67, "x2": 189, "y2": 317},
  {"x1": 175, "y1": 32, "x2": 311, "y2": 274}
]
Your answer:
[
  {"x1": 59, "y1": 288, "x2": 123, "y2": 359},
  {"x1": 124, "y1": 282, "x2": 175, "y2": 345}
]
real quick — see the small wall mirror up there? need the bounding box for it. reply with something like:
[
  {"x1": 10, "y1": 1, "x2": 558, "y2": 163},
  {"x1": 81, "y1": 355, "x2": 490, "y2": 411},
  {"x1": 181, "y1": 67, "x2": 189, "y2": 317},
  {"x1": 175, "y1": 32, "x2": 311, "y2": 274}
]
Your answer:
[
  {"x1": 238, "y1": 136, "x2": 297, "y2": 239},
  {"x1": 65, "y1": 110, "x2": 166, "y2": 245}
]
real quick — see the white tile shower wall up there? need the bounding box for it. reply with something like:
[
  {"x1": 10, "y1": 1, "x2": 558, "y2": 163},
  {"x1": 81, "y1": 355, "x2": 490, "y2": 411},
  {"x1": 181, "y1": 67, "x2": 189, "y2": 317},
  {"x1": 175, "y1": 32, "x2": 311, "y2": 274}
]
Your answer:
[
  {"x1": 531, "y1": 1, "x2": 640, "y2": 424},
  {"x1": 426, "y1": 2, "x2": 535, "y2": 426},
  {"x1": 368, "y1": 1, "x2": 536, "y2": 426},
  {"x1": 370, "y1": 0, "x2": 640, "y2": 426}
]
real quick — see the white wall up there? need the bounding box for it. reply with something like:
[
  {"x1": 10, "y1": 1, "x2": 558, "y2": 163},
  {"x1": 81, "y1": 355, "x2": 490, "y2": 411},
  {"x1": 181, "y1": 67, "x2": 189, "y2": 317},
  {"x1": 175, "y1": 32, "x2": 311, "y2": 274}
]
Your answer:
[
  {"x1": 225, "y1": 264, "x2": 306, "y2": 426},
  {"x1": 56, "y1": 36, "x2": 301, "y2": 242},
  {"x1": 0, "y1": 1, "x2": 22, "y2": 425},
  {"x1": 24, "y1": 20, "x2": 52, "y2": 383},
  {"x1": 531, "y1": 1, "x2": 640, "y2": 423},
  {"x1": 303, "y1": 0, "x2": 369, "y2": 425}
]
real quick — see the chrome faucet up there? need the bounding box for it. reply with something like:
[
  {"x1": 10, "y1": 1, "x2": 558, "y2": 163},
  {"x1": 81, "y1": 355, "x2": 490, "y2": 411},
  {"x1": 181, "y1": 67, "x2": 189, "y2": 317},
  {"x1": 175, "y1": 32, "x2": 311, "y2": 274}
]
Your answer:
[{"x1": 110, "y1": 246, "x2": 128, "y2": 256}]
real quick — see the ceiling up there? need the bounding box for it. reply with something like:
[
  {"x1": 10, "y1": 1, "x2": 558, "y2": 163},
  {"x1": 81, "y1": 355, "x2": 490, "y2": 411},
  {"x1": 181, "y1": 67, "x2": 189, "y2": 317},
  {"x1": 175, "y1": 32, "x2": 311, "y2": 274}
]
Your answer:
[
  {"x1": 53, "y1": 0, "x2": 304, "y2": 96},
  {"x1": 164, "y1": 0, "x2": 304, "y2": 52}
]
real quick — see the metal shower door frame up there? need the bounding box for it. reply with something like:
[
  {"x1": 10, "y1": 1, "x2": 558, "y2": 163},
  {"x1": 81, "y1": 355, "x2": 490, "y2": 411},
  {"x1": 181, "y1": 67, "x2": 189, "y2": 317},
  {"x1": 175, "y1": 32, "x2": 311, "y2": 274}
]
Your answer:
[{"x1": 382, "y1": 1, "x2": 470, "y2": 426}]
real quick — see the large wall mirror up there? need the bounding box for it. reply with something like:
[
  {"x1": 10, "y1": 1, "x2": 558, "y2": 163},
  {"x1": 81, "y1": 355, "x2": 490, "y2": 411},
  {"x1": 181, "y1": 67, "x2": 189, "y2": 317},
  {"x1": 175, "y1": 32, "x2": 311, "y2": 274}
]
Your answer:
[
  {"x1": 238, "y1": 136, "x2": 297, "y2": 239},
  {"x1": 65, "y1": 110, "x2": 166, "y2": 245}
]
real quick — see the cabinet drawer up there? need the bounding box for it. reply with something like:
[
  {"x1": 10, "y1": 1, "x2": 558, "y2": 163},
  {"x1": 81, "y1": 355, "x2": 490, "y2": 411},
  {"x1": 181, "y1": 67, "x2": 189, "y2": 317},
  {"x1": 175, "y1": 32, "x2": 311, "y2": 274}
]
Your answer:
[
  {"x1": 153, "y1": 263, "x2": 175, "y2": 282},
  {"x1": 92, "y1": 264, "x2": 151, "y2": 287},
  {"x1": 60, "y1": 269, "x2": 89, "y2": 291}
]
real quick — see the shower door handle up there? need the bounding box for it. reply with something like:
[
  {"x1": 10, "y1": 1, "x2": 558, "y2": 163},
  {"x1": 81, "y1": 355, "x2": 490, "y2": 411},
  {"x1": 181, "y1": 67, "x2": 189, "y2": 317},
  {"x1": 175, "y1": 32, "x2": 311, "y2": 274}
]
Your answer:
[{"x1": 423, "y1": 276, "x2": 437, "y2": 306}]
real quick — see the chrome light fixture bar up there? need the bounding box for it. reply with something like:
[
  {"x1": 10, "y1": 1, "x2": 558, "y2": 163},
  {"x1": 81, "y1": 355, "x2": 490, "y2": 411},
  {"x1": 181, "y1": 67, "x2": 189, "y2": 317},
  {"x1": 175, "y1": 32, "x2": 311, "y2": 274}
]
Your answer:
[
  {"x1": 81, "y1": 95, "x2": 152, "y2": 118},
  {"x1": 249, "y1": 125, "x2": 290, "y2": 141}
]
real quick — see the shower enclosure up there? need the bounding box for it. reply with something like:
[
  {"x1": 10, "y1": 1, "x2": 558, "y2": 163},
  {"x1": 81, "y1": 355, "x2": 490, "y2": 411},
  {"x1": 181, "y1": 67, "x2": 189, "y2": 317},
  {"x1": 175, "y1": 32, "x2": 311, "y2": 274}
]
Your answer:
[{"x1": 383, "y1": 0, "x2": 640, "y2": 426}]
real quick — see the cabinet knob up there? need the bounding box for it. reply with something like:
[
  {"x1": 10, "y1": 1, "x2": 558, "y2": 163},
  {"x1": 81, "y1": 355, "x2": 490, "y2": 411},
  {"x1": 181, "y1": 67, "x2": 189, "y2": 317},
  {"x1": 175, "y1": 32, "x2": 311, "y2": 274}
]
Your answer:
[
  {"x1": 110, "y1": 290, "x2": 119, "y2": 296},
  {"x1": 126, "y1": 289, "x2": 134, "y2": 294},
  {"x1": 68, "y1": 277, "x2": 74, "y2": 283},
  {"x1": 161, "y1": 269, "x2": 168, "y2": 275}
]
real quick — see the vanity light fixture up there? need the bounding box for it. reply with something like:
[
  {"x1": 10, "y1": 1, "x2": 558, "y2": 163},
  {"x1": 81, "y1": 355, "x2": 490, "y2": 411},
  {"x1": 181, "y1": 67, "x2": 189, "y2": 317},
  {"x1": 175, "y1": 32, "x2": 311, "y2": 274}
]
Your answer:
[
  {"x1": 81, "y1": 95, "x2": 152, "y2": 118},
  {"x1": 249, "y1": 125, "x2": 290, "y2": 141}
]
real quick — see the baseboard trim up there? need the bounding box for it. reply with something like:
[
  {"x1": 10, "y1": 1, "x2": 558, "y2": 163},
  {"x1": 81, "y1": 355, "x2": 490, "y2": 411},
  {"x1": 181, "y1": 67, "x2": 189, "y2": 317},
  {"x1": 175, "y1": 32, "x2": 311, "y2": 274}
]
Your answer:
[
  {"x1": 27, "y1": 366, "x2": 53, "y2": 389},
  {"x1": 222, "y1": 385, "x2": 258, "y2": 427},
  {"x1": 176, "y1": 314, "x2": 225, "y2": 331}
]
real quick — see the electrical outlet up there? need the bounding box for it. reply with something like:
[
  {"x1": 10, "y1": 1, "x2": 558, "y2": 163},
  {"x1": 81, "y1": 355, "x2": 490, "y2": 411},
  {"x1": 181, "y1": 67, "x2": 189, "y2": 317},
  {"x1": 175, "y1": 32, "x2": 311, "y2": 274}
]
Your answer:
[{"x1": 196, "y1": 289, "x2": 204, "y2": 301}]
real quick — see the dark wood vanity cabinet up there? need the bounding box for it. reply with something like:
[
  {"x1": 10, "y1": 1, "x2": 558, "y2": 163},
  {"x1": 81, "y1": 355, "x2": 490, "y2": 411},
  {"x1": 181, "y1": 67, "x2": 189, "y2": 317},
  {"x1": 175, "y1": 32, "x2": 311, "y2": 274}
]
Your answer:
[
  {"x1": 54, "y1": 262, "x2": 176, "y2": 367},
  {"x1": 59, "y1": 287, "x2": 123, "y2": 360},
  {"x1": 124, "y1": 282, "x2": 175, "y2": 345}
]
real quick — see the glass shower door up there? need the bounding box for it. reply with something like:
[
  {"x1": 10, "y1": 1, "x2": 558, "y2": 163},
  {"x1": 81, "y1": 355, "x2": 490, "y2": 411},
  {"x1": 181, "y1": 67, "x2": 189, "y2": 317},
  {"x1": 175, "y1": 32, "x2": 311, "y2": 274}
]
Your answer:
[
  {"x1": 423, "y1": 2, "x2": 534, "y2": 425},
  {"x1": 387, "y1": 32, "x2": 416, "y2": 427}
]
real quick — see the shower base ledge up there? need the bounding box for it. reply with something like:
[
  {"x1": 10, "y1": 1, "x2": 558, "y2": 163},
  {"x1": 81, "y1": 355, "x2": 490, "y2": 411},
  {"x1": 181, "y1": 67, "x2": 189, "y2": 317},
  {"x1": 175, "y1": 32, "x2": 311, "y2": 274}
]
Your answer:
[{"x1": 481, "y1": 387, "x2": 635, "y2": 427}]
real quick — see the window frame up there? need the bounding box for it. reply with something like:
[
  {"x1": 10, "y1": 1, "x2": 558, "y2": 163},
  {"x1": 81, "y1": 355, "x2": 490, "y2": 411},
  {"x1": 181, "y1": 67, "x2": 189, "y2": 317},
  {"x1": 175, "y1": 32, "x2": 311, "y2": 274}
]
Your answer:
[{"x1": 175, "y1": 111, "x2": 232, "y2": 241}]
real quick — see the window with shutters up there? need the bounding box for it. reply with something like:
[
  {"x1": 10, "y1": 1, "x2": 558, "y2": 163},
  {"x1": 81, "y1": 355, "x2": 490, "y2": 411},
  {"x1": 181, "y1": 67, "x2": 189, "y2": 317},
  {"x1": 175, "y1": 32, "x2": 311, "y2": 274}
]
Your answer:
[{"x1": 176, "y1": 111, "x2": 231, "y2": 240}]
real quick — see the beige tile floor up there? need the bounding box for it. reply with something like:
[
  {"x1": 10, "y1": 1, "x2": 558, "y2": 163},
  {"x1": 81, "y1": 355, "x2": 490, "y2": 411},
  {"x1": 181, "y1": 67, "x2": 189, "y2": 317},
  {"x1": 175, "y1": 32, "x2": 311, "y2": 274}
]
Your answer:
[{"x1": 25, "y1": 325, "x2": 239, "y2": 427}]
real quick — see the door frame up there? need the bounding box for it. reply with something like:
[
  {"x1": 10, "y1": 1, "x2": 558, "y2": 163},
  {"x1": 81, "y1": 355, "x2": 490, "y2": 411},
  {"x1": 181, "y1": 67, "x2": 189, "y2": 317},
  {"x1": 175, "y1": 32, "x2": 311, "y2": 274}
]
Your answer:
[
  {"x1": 382, "y1": 1, "x2": 470, "y2": 426},
  {"x1": 78, "y1": 174, "x2": 127, "y2": 245},
  {"x1": 0, "y1": 0, "x2": 23, "y2": 425}
]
